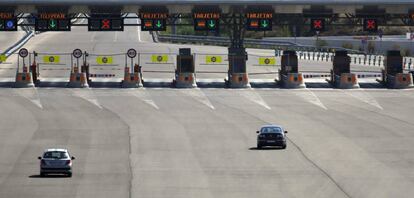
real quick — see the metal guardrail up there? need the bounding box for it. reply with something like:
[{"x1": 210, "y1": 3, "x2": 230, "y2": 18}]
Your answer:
[{"x1": 156, "y1": 33, "x2": 363, "y2": 54}]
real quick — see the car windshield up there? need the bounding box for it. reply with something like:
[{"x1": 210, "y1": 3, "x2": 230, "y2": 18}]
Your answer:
[
  {"x1": 261, "y1": 127, "x2": 282, "y2": 133},
  {"x1": 43, "y1": 151, "x2": 68, "y2": 159}
]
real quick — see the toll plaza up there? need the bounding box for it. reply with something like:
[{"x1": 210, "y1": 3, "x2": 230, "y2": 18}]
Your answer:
[
  {"x1": 226, "y1": 48, "x2": 250, "y2": 88},
  {"x1": 328, "y1": 50, "x2": 360, "y2": 89},
  {"x1": 380, "y1": 50, "x2": 414, "y2": 89},
  {"x1": 277, "y1": 51, "x2": 305, "y2": 89},
  {"x1": 174, "y1": 48, "x2": 196, "y2": 88}
]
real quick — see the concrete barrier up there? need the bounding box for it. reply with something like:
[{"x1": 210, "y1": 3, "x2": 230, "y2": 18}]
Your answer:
[
  {"x1": 335, "y1": 73, "x2": 360, "y2": 89},
  {"x1": 122, "y1": 67, "x2": 143, "y2": 88},
  {"x1": 14, "y1": 69, "x2": 34, "y2": 88},
  {"x1": 228, "y1": 73, "x2": 250, "y2": 88},
  {"x1": 386, "y1": 73, "x2": 414, "y2": 89},
  {"x1": 67, "y1": 66, "x2": 89, "y2": 88},
  {"x1": 281, "y1": 73, "x2": 306, "y2": 88},
  {"x1": 175, "y1": 72, "x2": 196, "y2": 88}
]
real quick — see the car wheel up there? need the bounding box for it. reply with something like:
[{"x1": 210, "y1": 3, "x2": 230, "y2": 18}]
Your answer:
[
  {"x1": 40, "y1": 172, "x2": 46, "y2": 177},
  {"x1": 282, "y1": 145, "x2": 287, "y2": 149},
  {"x1": 67, "y1": 173, "x2": 72, "y2": 177},
  {"x1": 257, "y1": 144, "x2": 262, "y2": 149}
]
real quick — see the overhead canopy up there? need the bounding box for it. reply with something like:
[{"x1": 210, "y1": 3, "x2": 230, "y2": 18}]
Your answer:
[{"x1": 1, "y1": 0, "x2": 413, "y2": 13}]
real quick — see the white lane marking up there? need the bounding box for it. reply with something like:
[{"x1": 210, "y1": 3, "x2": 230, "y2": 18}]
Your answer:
[
  {"x1": 14, "y1": 87, "x2": 43, "y2": 109},
  {"x1": 238, "y1": 89, "x2": 271, "y2": 110},
  {"x1": 341, "y1": 89, "x2": 383, "y2": 110},
  {"x1": 128, "y1": 88, "x2": 159, "y2": 109},
  {"x1": 137, "y1": 18, "x2": 141, "y2": 42},
  {"x1": 294, "y1": 88, "x2": 328, "y2": 110},
  {"x1": 72, "y1": 88, "x2": 103, "y2": 109},
  {"x1": 114, "y1": 32, "x2": 118, "y2": 42},
  {"x1": 180, "y1": 88, "x2": 215, "y2": 110},
  {"x1": 91, "y1": 32, "x2": 96, "y2": 42}
]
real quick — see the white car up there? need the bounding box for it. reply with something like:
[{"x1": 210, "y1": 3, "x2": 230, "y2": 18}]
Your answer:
[{"x1": 38, "y1": 148, "x2": 75, "y2": 177}]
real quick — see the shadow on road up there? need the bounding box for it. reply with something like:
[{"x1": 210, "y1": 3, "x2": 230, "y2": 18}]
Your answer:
[
  {"x1": 249, "y1": 147, "x2": 285, "y2": 150},
  {"x1": 29, "y1": 174, "x2": 70, "y2": 178}
]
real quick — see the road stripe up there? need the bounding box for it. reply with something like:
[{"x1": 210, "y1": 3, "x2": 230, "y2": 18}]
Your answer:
[{"x1": 180, "y1": 88, "x2": 215, "y2": 110}]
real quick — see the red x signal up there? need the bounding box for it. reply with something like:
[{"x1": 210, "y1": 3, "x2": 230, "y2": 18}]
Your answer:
[
  {"x1": 310, "y1": 19, "x2": 325, "y2": 32},
  {"x1": 313, "y1": 20, "x2": 322, "y2": 29},
  {"x1": 101, "y1": 19, "x2": 110, "y2": 29},
  {"x1": 364, "y1": 19, "x2": 378, "y2": 32}
]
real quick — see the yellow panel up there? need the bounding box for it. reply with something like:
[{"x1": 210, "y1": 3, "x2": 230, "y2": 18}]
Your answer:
[
  {"x1": 259, "y1": 57, "x2": 276, "y2": 65},
  {"x1": 96, "y1": 56, "x2": 113, "y2": 64},
  {"x1": 206, "y1": 56, "x2": 223, "y2": 64},
  {"x1": 0, "y1": 54, "x2": 7, "y2": 62},
  {"x1": 151, "y1": 55, "x2": 168, "y2": 63},
  {"x1": 43, "y1": 55, "x2": 60, "y2": 63}
]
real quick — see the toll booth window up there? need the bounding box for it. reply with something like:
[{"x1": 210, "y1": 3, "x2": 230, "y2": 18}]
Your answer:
[
  {"x1": 387, "y1": 57, "x2": 403, "y2": 74},
  {"x1": 281, "y1": 55, "x2": 298, "y2": 73},
  {"x1": 230, "y1": 57, "x2": 246, "y2": 73},
  {"x1": 333, "y1": 57, "x2": 351, "y2": 74},
  {"x1": 180, "y1": 58, "x2": 194, "y2": 73}
]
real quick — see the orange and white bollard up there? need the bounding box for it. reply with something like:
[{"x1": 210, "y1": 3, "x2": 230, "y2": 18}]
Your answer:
[
  {"x1": 228, "y1": 73, "x2": 250, "y2": 88},
  {"x1": 14, "y1": 66, "x2": 34, "y2": 88},
  {"x1": 175, "y1": 72, "x2": 196, "y2": 88},
  {"x1": 122, "y1": 66, "x2": 143, "y2": 88},
  {"x1": 68, "y1": 66, "x2": 89, "y2": 88}
]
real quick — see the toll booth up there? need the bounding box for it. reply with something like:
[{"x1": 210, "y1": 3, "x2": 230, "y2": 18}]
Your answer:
[
  {"x1": 30, "y1": 52, "x2": 39, "y2": 84},
  {"x1": 278, "y1": 51, "x2": 305, "y2": 88},
  {"x1": 329, "y1": 50, "x2": 359, "y2": 89},
  {"x1": 227, "y1": 48, "x2": 250, "y2": 88},
  {"x1": 122, "y1": 49, "x2": 142, "y2": 88},
  {"x1": 381, "y1": 50, "x2": 413, "y2": 89},
  {"x1": 14, "y1": 48, "x2": 35, "y2": 88},
  {"x1": 174, "y1": 48, "x2": 196, "y2": 88},
  {"x1": 68, "y1": 49, "x2": 89, "y2": 88}
]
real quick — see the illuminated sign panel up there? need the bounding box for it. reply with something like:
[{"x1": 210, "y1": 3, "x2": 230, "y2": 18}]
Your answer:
[
  {"x1": 88, "y1": 15, "x2": 124, "y2": 31},
  {"x1": 246, "y1": 12, "x2": 273, "y2": 31},
  {"x1": 363, "y1": 18, "x2": 378, "y2": 32},
  {"x1": 140, "y1": 12, "x2": 168, "y2": 31},
  {"x1": 193, "y1": 12, "x2": 220, "y2": 31},
  {"x1": 0, "y1": 12, "x2": 17, "y2": 31},
  {"x1": 310, "y1": 18, "x2": 326, "y2": 32},
  {"x1": 36, "y1": 13, "x2": 70, "y2": 31}
]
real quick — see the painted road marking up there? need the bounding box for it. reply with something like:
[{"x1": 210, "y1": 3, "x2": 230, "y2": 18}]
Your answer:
[
  {"x1": 238, "y1": 89, "x2": 271, "y2": 110},
  {"x1": 180, "y1": 88, "x2": 215, "y2": 110},
  {"x1": 129, "y1": 88, "x2": 159, "y2": 110},
  {"x1": 14, "y1": 87, "x2": 43, "y2": 109},
  {"x1": 72, "y1": 89, "x2": 103, "y2": 109},
  {"x1": 341, "y1": 89, "x2": 383, "y2": 110},
  {"x1": 293, "y1": 88, "x2": 328, "y2": 110}
]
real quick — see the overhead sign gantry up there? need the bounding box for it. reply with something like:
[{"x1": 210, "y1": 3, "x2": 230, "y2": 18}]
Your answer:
[
  {"x1": 88, "y1": 6, "x2": 124, "y2": 31},
  {"x1": 245, "y1": 7, "x2": 273, "y2": 31},
  {"x1": 0, "y1": 12, "x2": 17, "y2": 31},
  {"x1": 192, "y1": 6, "x2": 221, "y2": 32},
  {"x1": 36, "y1": 12, "x2": 71, "y2": 31},
  {"x1": 139, "y1": 7, "x2": 168, "y2": 31}
]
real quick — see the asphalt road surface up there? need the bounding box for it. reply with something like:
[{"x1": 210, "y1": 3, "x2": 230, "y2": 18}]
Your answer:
[{"x1": 0, "y1": 18, "x2": 413, "y2": 198}]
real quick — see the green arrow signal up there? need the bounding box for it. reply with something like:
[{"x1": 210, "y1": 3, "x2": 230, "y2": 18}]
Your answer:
[
  {"x1": 155, "y1": 20, "x2": 162, "y2": 28},
  {"x1": 261, "y1": 20, "x2": 269, "y2": 28},
  {"x1": 49, "y1": 19, "x2": 57, "y2": 29},
  {"x1": 208, "y1": 20, "x2": 216, "y2": 28}
]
